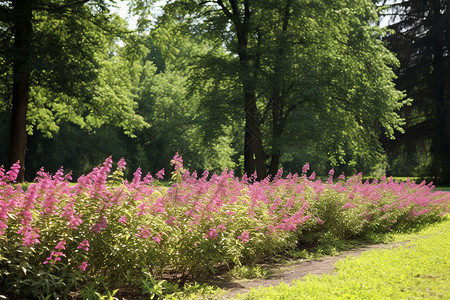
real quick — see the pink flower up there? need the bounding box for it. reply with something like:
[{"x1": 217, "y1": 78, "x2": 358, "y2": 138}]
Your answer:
[
  {"x1": 316, "y1": 217, "x2": 325, "y2": 225},
  {"x1": 237, "y1": 231, "x2": 250, "y2": 243},
  {"x1": 77, "y1": 239, "x2": 90, "y2": 251},
  {"x1": 302, "y1": 163, "x2": 310, "y2": 174},
  {"x1": 6, "y1": 162, "x2": 21, "y2": 182},
  {"x1": 117, "y1": 158, "x2": 127, "y2": 171},
  {"x1": 217, "y1": 224, "x2": 226, "y2": 232},
  {"x1": 308, "y1": 171, "x2": 316, "y2": 180},
  {"x1": 342, "y1": 202, "x2": 356, "y2": 209},
  {"x1": 69, "y1": 215, "x2": 83, "y2": 229},
  {"x1": 137, "y1": 227, "x2": 151, "y2": 238},
  {"x1": 119, "y1": 215, "x2": 128, "y2": 224},
  {"x1": 156, "y1": 169, "x2": 165, "y2": 179},
  {"x1": 143, "y1": 172, "x2": 154, "y2": 184},
  {"x1": 205, "y1": 228, "x2": 218, "y2": 239},
  {"x1": 328, "y1": 168, "x2": 335, "y2": 176},
  {"x1": 55, "y1": 240, "x2": 66, "y2": 250},
  {"x1": 152, "y1": 234, "x2": 162, "y2": 244},
  {"x1": 21, "y1": 227, "x2": 40, "y2": 246},
  {"x1": 43, "y1": 249, "x2": 65, "y2": 265},
  {"x1": 132, "y1": 168, "x2": 142, "y2": 184},
  {"x1": 171, "y1": 153, "x2": 184, "y2": 170},
  {"x1": 78, "y1": 261, "x2": 88, "y2": 271}
]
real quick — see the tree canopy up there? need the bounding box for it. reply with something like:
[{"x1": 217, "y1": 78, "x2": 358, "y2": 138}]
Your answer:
[
  {"x1": 1, "y1": 0, "x2": 435, "y2": 182},
  {"x1": 0, "y1": 0, "x2": 147, "y2": 181},
  {"x1": 156, "y1": 0, "x2": 406, "y2": 177}
]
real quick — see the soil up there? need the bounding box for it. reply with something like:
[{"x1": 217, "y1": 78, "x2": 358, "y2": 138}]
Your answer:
[{"x1": 209, "y1": 242, "x2": 408, "y2": 299}]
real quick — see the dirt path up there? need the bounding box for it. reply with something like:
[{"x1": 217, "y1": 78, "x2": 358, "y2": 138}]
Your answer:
[{"x1": 211, "y1": 242, "x2": 407, "y2": 299}]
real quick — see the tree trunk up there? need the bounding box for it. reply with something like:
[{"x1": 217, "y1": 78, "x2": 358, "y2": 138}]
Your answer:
[
  {"x1": 8, "y1": 0, "x2": 33, "y2": 182},
  {"x1": 227, "y1": 0, "x2": 266, "y2": 179},
  {"x1": 244, "y1": 89, "x2": 266, "y2": 178}
]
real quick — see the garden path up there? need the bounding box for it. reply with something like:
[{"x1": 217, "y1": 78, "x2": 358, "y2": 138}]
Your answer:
[{"x1": 213, "y1": 242, "x2": 407, "y2": 299}]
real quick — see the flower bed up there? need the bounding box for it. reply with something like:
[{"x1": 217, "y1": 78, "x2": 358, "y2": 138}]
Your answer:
[{"x1": 1, "y1": 155, "x2": 448, "y2": 298}]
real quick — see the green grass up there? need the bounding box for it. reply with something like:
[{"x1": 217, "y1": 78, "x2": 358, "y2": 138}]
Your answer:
[{"x1": 237, "y1": 217, "x2": 450, "y2": 299}]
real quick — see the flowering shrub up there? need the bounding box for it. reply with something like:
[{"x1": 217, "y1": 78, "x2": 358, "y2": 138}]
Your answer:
[{"x1": 0, "y1": 156, "x2": 448, "y2": 298}]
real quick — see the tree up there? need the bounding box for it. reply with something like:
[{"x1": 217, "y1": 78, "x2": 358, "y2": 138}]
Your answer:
[
  {"x1": 157, "y1": 0, "x2": 406, "y2": 178},
  {"x1": 382, "y1": 0, "x2": 449, "y2": 183},
  {"x1": 0, "y1": 0, "x2": 147, "y2": 181}
]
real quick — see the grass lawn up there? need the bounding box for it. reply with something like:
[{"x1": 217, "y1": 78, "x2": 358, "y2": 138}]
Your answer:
[{"x1": 236, "y1": 217, "x2": 450, "y2": 299}]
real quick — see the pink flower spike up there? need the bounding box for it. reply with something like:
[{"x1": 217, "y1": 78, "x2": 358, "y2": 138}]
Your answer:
[
  {"x1": 208, "y1": 228, "x2": 218, "y2": 239},
  {"x1": 237, "y1": 231, "x2": 250, "y2": 243},
  {"x1": 77, "y1": 239, "x2": 90, "y2": 251},
  {"x1": 302, "y1": 163, "x2": 310, "y2": 174},
  {"x1": 328, "y1": 168, "x2": 335, "y2": 176},
  {"x1": 117, "y1": 158, "x2": 127, "y2": 171},
  {"x1": 316, "y1": 217, "x2": 325, "y2": 225},
  {"x1": 119, "y1": 215, "x2": 128, "y2": 225},
  {"x1": 171, "y1": 153, "x2": 184, "y2": 170},
  {"x1": 78, "y1": 261, "x2": 88, "y2": 271},
  {"x1": 132, "y1": 168, "x2": 142, "y2": 184},
  {"x1": 156, "y1": 169, "x2": 165, "y2": 179},
  {"x1": 55, "y1": 240, "x2": 66, "y2": 250},
  {"x1": 143, "y1": 172, "x2": 154, "y2": 184},
  {"x1": 6, "y1": 161, "x2": 21, "y2": 182},
  {"x1": 217, "y1": 224, "x2": 226, "y2": 232},
  {"x1": 152, "y1": 234, "x2": 162, "y2": 244}
]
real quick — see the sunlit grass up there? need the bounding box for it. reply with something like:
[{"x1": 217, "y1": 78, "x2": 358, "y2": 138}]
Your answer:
[{"x1": 237, "y1": 217, "x2": 450, "y2": 299}]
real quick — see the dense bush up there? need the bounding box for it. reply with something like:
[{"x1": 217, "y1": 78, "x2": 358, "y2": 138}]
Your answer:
[{"x1": 0, "y1": 155, "x2": 448, "y2": 298}]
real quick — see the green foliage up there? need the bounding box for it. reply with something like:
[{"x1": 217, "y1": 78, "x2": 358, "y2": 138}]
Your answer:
[
  {"x1": 153, "y1": 0, "x2": 407, "y2": 176},
  {"x1": 0, "y1": 0, "x2": 412, "y2": 178},
  {"x1": 0, "y1": 2, "x2": 148, "y2": 137},
  {"x1": 230, "y1": 265, "x2": 269, "y2": 280},
  {"x1": 0, "y1": 247, "x2": 82, "y2": 299}
]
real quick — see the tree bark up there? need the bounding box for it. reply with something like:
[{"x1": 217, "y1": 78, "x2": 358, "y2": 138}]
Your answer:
[
  {"x1": 225, "y1": 0, "x2": 266, "y2": 178},
  {"x1": 8, "y1": 0, "x2": 33, "y2": 182}
]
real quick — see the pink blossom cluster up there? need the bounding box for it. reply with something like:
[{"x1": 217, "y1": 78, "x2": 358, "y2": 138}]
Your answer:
[{"x1": 0, "y1": 157, "x2": 448, "y2": 278}]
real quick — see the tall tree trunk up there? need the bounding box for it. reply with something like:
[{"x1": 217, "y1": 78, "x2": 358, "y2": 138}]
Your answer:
[
  {"x1": 244, "y1": 86, "x2": 266, "y2": 178},
  {"x1": 227, "y1": 0, "x2": 266, "y2": 178},
  {"x1": 268, "y1": 0, "x2": 291, "y2": 178},
  {"x1": 8, "y1": 0, "x2": 33, "y2": 182}
]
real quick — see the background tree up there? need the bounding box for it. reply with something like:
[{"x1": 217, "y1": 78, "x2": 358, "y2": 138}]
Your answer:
[
  {"x1": 382, "y1": 0, "x2": 449, "y2": 183},
  {"x1": 0, "y1": 0, "x2": 147, "y2": 181},
  {"x1": 0, "y1": 0, "x2": 412, "y2": 181},
  {"x1": 159, "y1": 0, "x2": 406, "y2": 178}
]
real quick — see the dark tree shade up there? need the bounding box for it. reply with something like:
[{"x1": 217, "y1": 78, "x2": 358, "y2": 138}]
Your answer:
[{"x1": 383, "y1": 0, "x2": 450, "y2": 183}]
